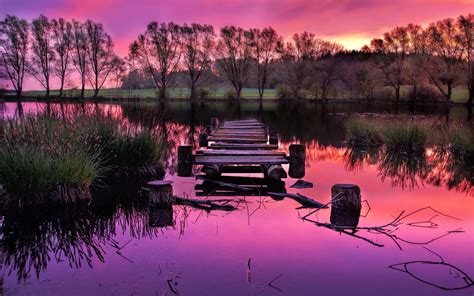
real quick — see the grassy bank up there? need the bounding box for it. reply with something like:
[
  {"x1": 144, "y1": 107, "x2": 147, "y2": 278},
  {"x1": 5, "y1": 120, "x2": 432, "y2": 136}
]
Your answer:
[
  {"x1": 5, "y1": 86, "x2": 470, "y2": 103},
  {"x1": 344, "y1": 116, "x2": 473, "y2": 155},
  {"x1": 0, "y1": 111, "x2": 166, "y2": 206}
]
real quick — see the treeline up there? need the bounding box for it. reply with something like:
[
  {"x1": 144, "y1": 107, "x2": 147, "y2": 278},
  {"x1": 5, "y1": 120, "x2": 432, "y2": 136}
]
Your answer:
[{"x1": 0, "y1": 14, "x2": 472, "y2": 104}]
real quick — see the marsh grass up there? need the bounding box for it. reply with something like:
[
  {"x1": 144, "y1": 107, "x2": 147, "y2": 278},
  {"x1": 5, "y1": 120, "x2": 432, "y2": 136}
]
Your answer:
[
  {"x1": 345, "y1": 118, "x2": 382, "y2": 146},
  {"x1": 380, "y1": 120, "x2": 428, "y2": 154},
  {"x1": 0, "y1": 110, "x2": 165, "y2": 205}
]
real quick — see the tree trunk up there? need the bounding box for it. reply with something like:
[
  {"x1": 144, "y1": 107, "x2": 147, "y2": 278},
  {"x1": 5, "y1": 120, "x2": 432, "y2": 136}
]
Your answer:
[
  {"x1": 446, "y1": 83, "x2": 452, "y2": 104},
  {"x1": 190, "y1": 80, "x2": 196, "y2": 101},
  {"x1": 45, "y1": 80, "x2": 50, "y2": 98},
  {"x1": 236, "y1": 86, "x2": 242, "y2": 102},
  {"x1": 467, "y1": 85, "x2": 473, "y2": 106},
  {"x1": 93, "y1": 88, "x2": 99, "y2": 99},
  {"x1": 80, "y1": 79, "x2": 85, "y2": 100},
  {"x1": 59, "y1": 78, "x2": 64, "y2": 99},
  {"x1": 16, "y1": 87, "x2": 22, "y2": 100},
  {"x1": 395, "y1": 85, "x2": 400, "y2": 103}
]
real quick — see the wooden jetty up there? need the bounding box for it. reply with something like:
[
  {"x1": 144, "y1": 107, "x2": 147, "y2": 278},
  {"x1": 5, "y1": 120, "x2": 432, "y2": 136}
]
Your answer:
[{"x1": 178, "y1": 118, "x2": 306, "y2": 196}]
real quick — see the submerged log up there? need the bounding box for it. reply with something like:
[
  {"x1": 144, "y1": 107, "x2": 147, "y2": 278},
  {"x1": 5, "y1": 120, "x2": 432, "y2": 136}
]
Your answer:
[
  {"x1": 262, "y1": 164, "x2": 287, "y2": 180},
  {"x1": 174, "y1": 196, "x2": 237, "y2": 211},
  {"x1": 201, "y1": 164, "x2": 220, "y2": 177},
  {"x1": 330, "y1": 184, "x2": 361, "y2": 227},
  {"x1": 196, "y1": 175, "x2": 256, "y2": 192},
  {"x1": 177, "y1": 145, "x2": 193, "y2": 177},
  {"x1": 268, "y1": 192, "x2": 328, "y2": 208}
]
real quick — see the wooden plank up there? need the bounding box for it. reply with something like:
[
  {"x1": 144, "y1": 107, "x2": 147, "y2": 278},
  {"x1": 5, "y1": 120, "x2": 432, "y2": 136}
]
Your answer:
[
  {"x1": 195, "y1": 175, "x2": 274, "y2": 185},
  {"x1": 209, "y1": 143, "x2": 278, "y2": 150},
  {"x1": 194, "y1": 155, "x2": 288, "y2": 165},
  {"x1": 219, "y1": 126, "x2": 266, "y2": 130},
  {"x1": 196, "y1": 150, "x2": 286, "y2": 156},
  {"x1": 210, "y1": 133, "x2": 267, "y2": 138},
  {"x1": 207, "y1": 137, "x2": 268, "y2": 143},
  {"x1": 212, "y1": 130, "x2": 266, "y2": 134},
  {"x1": 219, "y1": 165, "x2": 263, "y2": 173}
]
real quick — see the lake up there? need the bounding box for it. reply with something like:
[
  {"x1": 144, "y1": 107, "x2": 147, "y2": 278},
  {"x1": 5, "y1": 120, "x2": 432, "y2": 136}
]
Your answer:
[{"x1": 0, "y1": 101, "x2": 473, "y2": 295}]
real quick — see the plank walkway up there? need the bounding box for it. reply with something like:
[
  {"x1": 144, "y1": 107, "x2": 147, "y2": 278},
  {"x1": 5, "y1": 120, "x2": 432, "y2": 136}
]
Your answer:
[{"x1": 199, "y1": 119, "x2": 287, "y2": 166}]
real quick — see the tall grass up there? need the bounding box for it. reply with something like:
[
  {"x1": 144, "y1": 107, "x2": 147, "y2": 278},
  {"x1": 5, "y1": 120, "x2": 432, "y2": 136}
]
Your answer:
[
  {"x1": 380, "y1": 120, "x2": 428, "y2": 153},
  {"x1": 0, "y1": 110, "x2": 165, "y2": 205},
  {"x1": 344, "y1": 118, "x2": 382, "y2": 146}
]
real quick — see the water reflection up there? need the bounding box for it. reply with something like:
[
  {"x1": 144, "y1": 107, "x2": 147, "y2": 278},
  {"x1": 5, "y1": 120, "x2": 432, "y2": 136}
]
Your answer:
[{"x1": 0, "y1": 101, "x2": 473, "y2": 295}]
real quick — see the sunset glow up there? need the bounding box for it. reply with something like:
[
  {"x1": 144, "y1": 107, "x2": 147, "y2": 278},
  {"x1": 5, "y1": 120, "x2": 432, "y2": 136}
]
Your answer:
[{"x1": 2, "y1": 0, "x2": 473, "y2": 56}]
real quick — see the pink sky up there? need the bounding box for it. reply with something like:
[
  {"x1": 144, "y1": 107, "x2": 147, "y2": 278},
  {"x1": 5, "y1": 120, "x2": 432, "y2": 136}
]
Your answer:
[{"x1": 2, "y1": 0, "x2": 473, "y2": 55}]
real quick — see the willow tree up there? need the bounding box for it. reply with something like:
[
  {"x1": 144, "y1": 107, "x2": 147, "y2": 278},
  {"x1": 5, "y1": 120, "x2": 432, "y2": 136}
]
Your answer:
[
  {"x1": 29, "y1": 15, "x2": 55, "y2": 98},
  {"x1": 180, "y1": 23, "x2": 215, "y2": 101},
  {"x1": 0, "y1": 15, "x2": 29, "y2": 99},
  {"x1": 52, "y1": 17, "x2": 73, "y2": 98},
  {"x1": 249, "y1": 27, "x2": 281, "y2": 102},
  {"x1": 129, "y1": 22, "x2": 181, "y2": 99},
  {"x1": 85, "y1": 20, "x2": 116, "y2": 98},
  {"x1": 216, "y1": 26, "x2": 254, "y2": 101}
]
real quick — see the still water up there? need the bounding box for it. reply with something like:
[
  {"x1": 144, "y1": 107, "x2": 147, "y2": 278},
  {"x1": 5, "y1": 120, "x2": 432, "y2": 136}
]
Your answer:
[{"x1": 0, "y1": 101, "x2": 473, "y2": 295}]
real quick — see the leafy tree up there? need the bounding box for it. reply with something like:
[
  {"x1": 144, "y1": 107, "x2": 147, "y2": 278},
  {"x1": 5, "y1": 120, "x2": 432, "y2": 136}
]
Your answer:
[{"x1": 51, "y1": 18, "x2": 73, "y2": 99}]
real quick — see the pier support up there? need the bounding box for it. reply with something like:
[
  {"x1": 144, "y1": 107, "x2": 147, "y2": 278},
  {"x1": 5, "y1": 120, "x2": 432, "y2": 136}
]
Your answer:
[
  {"x1": 211, "y1": 118, "x2": 218, "y2": 129},
  {"x1": 199, "y1": 133, "x2": 208, "y2": 147},
  {"x1": 289, "y1": 144, "x2": 305, "y2": 179},
  {"x1": 178, "y1": 145, "x2": 193, "y2": 177},
  {"x1": 330, "y1": 184, "x2": 361, "y2": 227},
  {"x1": 269, "y1": 132, "x2": 279, "y2": 145},
  {"x1": 147, "y1": 180, "x2": 174, "y2": 227}
]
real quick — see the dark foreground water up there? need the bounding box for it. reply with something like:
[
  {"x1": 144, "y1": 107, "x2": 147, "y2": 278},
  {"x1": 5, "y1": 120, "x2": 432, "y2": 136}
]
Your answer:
[{"x1": 0, "y1": 101, "x2": 473, "y2": 296}]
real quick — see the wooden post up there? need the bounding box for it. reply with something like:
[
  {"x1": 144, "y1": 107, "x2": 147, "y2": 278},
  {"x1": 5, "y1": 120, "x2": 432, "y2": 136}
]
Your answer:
[
  {"x1": 330, "y1": 184, "x2": 361, "y2": 227},
  {"x1": 205, "y1": 125, "x2": 212, "y2": 134},
  {"x1": 147, "y1": 180, "x2": 173, "y2": 205},
  {"x1": 289, "y1": 144, "x2": 306, "y2": 178},
  {"x1": 289, "y1": 144, "x2": 305, "y2": 162},
  {"x1": 269, "y1": 132, "x2": 279, "y2": 145},
  {"x1": 211, "y1": 118, "x2": 218, "y2": 129},
  {"x1": 178, "y1": 145, "x2": 193, "y2": 177},
  {"x1": 198, "y1": 133, "x2": 208, "y2": 147}
]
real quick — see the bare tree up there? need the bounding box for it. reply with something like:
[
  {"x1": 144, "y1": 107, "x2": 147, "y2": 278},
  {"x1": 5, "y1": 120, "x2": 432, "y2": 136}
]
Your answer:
[
  {"x1": 277, "y1": 32, "x2": 318, "y2": 99},
  {"x1": 370, "y1": 27, "x2": 410, "y2": 102},
  {"x1": 71, "y1": 20, "x2": 88, "y2": 99},
  {"x1": 249, "y1": 27, "x2": 281, "y2": 102},
  {"x1": 180, "y1": 23, "x2": 214, "y2": 101},
  {"x1": 312, "y1": 41, "x2": 344, "y2": 101},
  {"x1": 85, "y1": 20, "x2": 116, "y2": 98},
  {"x1": 424, "y1": 18, "x2": 464, "y2": 103},
  {"x1": 51, "y1": 17, "x2": 72, "y2": 99},
  {"x1": 0, "y1": 15, "x2": 29, "y2": 99},
  {"x1": 405, "y1": 24, "x2": 429, "y2": 102},
  {"x1": 109, "y1": 56, "x2": 126, "y2": 97},
  {"x1": 129, "y1": 22, "x2": 181, "y2": 99},
  {"x1": 216, "y1": 26, "x2": 254, "y2": 101},
  {"x1": 457, "y1": 14, "x2": 473, "y2": 106},
  {"x1": 29, "y1": 15, "x2": 55, "y2": 98}
]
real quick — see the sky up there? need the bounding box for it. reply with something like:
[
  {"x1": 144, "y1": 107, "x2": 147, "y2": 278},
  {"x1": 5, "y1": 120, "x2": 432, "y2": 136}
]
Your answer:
[
  {"x1": 1, "y1": 0, "x2": 473, "y2": 90},
  {"x1": 2, "y1": 0, "x2": 473, "y2": 55}
]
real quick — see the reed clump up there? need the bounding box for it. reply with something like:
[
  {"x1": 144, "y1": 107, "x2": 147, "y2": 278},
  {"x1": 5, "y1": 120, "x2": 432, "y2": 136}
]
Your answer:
[{"x1": 0, "y1": 111, "x2": 165, "y2": 205}]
